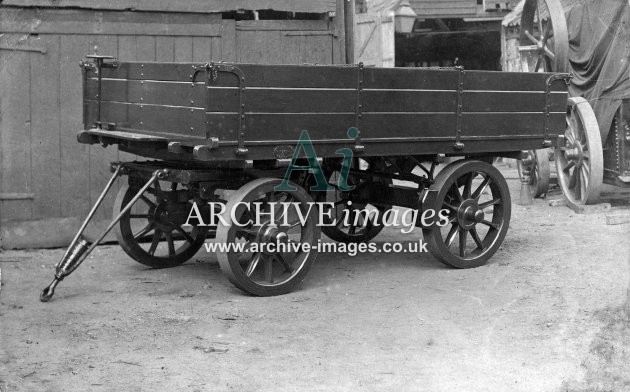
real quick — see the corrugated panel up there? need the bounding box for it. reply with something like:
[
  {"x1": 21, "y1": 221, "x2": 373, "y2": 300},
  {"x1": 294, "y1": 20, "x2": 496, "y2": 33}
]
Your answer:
[
  {"x1": 410, "y1": 0, "x2": 477, "y2": 17},
  {"x1": 1, "y1": 0, "x2": 336, "y2": 13}
]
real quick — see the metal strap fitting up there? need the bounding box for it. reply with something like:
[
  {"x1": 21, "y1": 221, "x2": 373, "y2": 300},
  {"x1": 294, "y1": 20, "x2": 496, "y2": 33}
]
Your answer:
[
  {"x1": 544, "y1": 73, "x2": 573, "y2": 146},
  {"x1": 453, "y1": 66, "x2": 465, "y2": 151}
]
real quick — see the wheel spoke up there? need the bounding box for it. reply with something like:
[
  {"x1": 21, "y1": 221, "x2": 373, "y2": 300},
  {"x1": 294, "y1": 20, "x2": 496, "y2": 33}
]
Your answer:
[
  {"x1": 470, "y1": 227, "x2": 484, "y2": 251},
  {"x1": 445, "y1": 224, "x2": 458, "y2": 247},
  {"x1": 245, "y1": 253, "x2": 262, "y2": 277},
  {"x1": 464, "y1": 172, "x2": 474, "y2": 198},
  {"x1": 524, "y1": 30, "x2": 539, "y2": 45},
  {"x1": 148, "y1": 230, "x2": 162, "y2": 255},
  {"x1": 451, "y1": 183, "x2": 463, "y2": 203},
  {"x1": 563, "y1": 160, "x2": 575, "y2": 172},
  {"x1": 140, "y1": 195, "x2": 156, "y2": 208},
  {"x1": 129, "y1": 214, "x2": 150, "y2": 219},
  {"x1": 458, "y1": 228, "x2": 467, "y2": 257},
  {"x1": 472, "y1": 176, "x2": 492, "y2": 200},
  {"x1": 275, "y1": 253, "x2": 293, "y2": 273},
  {"x1": 133, "y1": 223, "x2": 154, "y2": 240},
  {"x1": 165, "y1": 232, "x2": 175, "y2": 257},
  {"x1": 174, "y1": 226, "x2": 195, "y2": 244},
  {"x1": 443, "y1": 201, "x2": 458, "y2": 211},
  {"x1": 264, "y1": 256, "x2": 273, "y2": 283},
  {"x1": 569, "y1": 168, "x2": 579, "y2": 190},
  {"x1": 479, "y1": 198, "x2": 501, "y2": 209},
  {"x1": 481, "y1": 220, "x2": 499, "y2": 230},
  {"x1": 534, "y1": 55, "x2": 542, "y2": 72}
]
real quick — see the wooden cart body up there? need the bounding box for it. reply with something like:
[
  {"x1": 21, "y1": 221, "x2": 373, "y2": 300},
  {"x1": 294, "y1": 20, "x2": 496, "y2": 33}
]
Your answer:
[{"x1": 78, "y1": 59, "x2": 570, "y2": 162}]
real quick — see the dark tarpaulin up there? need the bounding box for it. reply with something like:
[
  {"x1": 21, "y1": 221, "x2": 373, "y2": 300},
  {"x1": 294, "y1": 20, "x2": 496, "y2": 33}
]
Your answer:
[{"x1": 566, "y1": 0, "x2": 630, "y2": 141}]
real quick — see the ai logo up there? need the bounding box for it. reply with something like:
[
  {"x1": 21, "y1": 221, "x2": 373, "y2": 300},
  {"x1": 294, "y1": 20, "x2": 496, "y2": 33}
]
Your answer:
[{"x1": 274, "y1": 127, "x2": 360, "y2": 192}]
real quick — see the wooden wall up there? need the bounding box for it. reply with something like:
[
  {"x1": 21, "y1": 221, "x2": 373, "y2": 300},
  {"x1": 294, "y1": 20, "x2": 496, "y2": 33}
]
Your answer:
[
  {"x1": 410, "y1": 0, "x2": 477, "y2": 17},
  {"x1": 355, "y1": 13, "x2": 395, "y2": 67},
  {"x1": 0, "y1": 7, "x2": 341, "y2": 246}
]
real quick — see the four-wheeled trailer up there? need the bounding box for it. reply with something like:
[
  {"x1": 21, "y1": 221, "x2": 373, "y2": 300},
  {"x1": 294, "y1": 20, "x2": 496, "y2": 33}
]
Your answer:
[{"x1": 40, "y1": 56, "x2": 571, "y2": 301}]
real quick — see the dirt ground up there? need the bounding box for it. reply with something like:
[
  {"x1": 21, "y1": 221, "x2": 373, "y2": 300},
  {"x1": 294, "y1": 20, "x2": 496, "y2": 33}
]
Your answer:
[{"x1": 1, "y1": 164, "x2": 629, "y2": 392}]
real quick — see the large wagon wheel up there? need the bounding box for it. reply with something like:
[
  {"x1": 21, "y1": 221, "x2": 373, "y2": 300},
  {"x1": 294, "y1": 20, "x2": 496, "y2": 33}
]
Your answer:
[
  {"x1": 517, "y1": 0, "x2": 569, "y2": 196},
  {"x1": 318, "y1": 158, "x2": 391, "y2": 243},
  {"x1": 422, "y1": 160, "x2": 511, "y2": 269},
  {"x1": 517, "y1": 149, "x2": 551, "y2": 198},
  {"x1": 113, "y1": 182, "x2": 209, "y2": 268},
  {"x1": 555, "y1": 97, "x2": 603, "y2": 205},
  {"x1": 519, "y1": 0, "x2": 569, "y2": 73},
  {"x1": 215, "y1": 178, "x2": 320, "y2": 296}
]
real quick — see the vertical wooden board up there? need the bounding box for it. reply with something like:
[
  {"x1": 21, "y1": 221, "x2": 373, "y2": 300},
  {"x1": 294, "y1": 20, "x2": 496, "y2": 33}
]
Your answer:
[
  {"x1": 221, "y1": 20, "x2": 237, "y2": 62},
  {"x1": 237, "y1": 30, "x2": 266, "y2": 63},
  {"x1": 268, "y1": 31, "x2": 284, "y2": 65},
  {"x1": 60, "y1": 34, "x2": 91, "y2": 218},
  {"x1": 155, "y1": 36, "x2": 175, "y2": 62},
  {"x1": 280, "y1": 34, "x2": 304, "y2": 64},
  {"x1": 117, "y1": 35, "x2": 137, "y2": 61},
  {"x1": 173, "y1": 36, "x2": 193, "y2": 62},
  {"x1": 306, "y1": 35, "x2": 333, "y2": 64},
  {"x1": 30, "y1": 34, "x2": 62, "y2": 219},
  {"x1": 88, "y1": 35, "x2": 119, "y2": 221},
  {"x1": 117, "y1": 35, "x2": 141, "y2": 164},
  {"x1": 136, "y1": 35, "x2": 156, "y2": 61},
  {"x1": 210, "y1": 37, "x2": 222, "y2": 61},
  {"x1": 192, "y1": 36, "x2": 212, "y2": 62},
  {"x1": 0, "y1": 40, "x2": 33, "y2": 221}
]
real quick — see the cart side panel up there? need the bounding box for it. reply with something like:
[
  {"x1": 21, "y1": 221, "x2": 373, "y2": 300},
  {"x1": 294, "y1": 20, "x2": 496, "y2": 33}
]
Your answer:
[{"x1": 84, "y1": 61, "x2": 569, "y2": 160}]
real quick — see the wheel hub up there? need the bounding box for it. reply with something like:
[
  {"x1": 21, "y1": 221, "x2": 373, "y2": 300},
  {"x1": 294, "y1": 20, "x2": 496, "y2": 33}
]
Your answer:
[
  {"x1": 457, "y1": 199, "x2": 484, "y2": 230},
  {"x1": 149, "y1": 203, "x2": 174, "y2": 231},
  {"x1": 257, "y1": 222, "x2": 289, "y2": 255},
  {"x1": 564, "y1": 142, "x2": 584, "y2": 167}
]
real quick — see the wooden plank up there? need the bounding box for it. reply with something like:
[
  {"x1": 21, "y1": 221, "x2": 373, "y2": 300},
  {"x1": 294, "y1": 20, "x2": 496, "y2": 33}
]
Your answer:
[
  {"x1": 136, "y1": 35, "x2": 156, "y2": 62},
  {"x1": 236, "y1": 20, "x2": 330, "y2": 31},
  {"x1": 30, "y1": 35, "x2": 62, "y2": 219},
  {"x1": 155, "y1": 36, "x2": 175, "y2": 62},
  {"x1": 207, "y1": 88, "x2": 356, "y2": 113},
  {"x1": 237, "y1": 30, "x2": 275, "y2": 64},
  {"x1": 86, "y1": 101, "x2": 207, "y2": 138},
  {"x1": 173, "y1": 37, "x2": 193, "y2": 62},
  {"x1": 207, "y1": 113, "x2": 356, "y2": 141},
  {"x1": 360, "y1": 113, "x2": 457, "y2": 139},
  {"x1": 363, "y1": 67, "x2": 460, "y2": 90},
  {"x1": 460, "y1": 112, "x2": 565, "y2": 137},
  {"x1": 86, "y1": 79, "x2": 206, "y2": 108},
  {"x1": 363, "y1": 90, "x2": 457, "y2": 112},
  {"x1": 463, "y1": 91, "x2": 567, "y2": 113},
  {"x1": 464, "y1": 70, "x2": 567, "y2": 92},
  {"x1": 88, "y1": 35, "x2": 119, "y2": 221},
  {"x1": 117, "y1": 35, "x2": 140, "y2": 164},
  {"x1": 221, "y1": 20, "x2": 237, "y2": 62},
  {"x1": 410, "y1": 0, "x2": 477, "y2": 17},
  {"x1": 211, "y1": 37, "x2": 222, "y2": 62},
  {"x1": 0, "y1": 38, "x2": 33, "y2": 221},
  {"x1": 101, "y1": 62, "x2": 359, "y2": 88},
  {"x1": 60, "y1": 34, "x2": 91, "y2": 218},
  {"x1": 0, "y1": 8, "x2": 224, "y2": 36},
  {"x1": 192, "y1": 37, "x2": 212, "y2": 62},
  {"x1": 1, "y1": 0, "x2": 337, "y2": 13}
]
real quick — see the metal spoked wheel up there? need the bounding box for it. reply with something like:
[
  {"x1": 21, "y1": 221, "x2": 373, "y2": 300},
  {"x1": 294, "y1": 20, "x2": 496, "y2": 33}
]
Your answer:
[
  {"x1": 113, "y1": 182, "x2": 209, "y2": 268},
  {"x1": 519, "y1": 0, "x2": 569, "y2": 73},
  {"x1": 555, "y1": 97, "x2": 603, "y2": 205},
  {"x1": 517, "y1": 149, "x2": 551, "y2": 198},
  {"x1": 423, "y1": 160, "x2": 511, "y2": 269},
  {"x1": 215, "y1": 178, "x2": 320, "y2": 296},
  {"x1": 319, "y1": 158, "x2": 390, "y2": 243}
]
